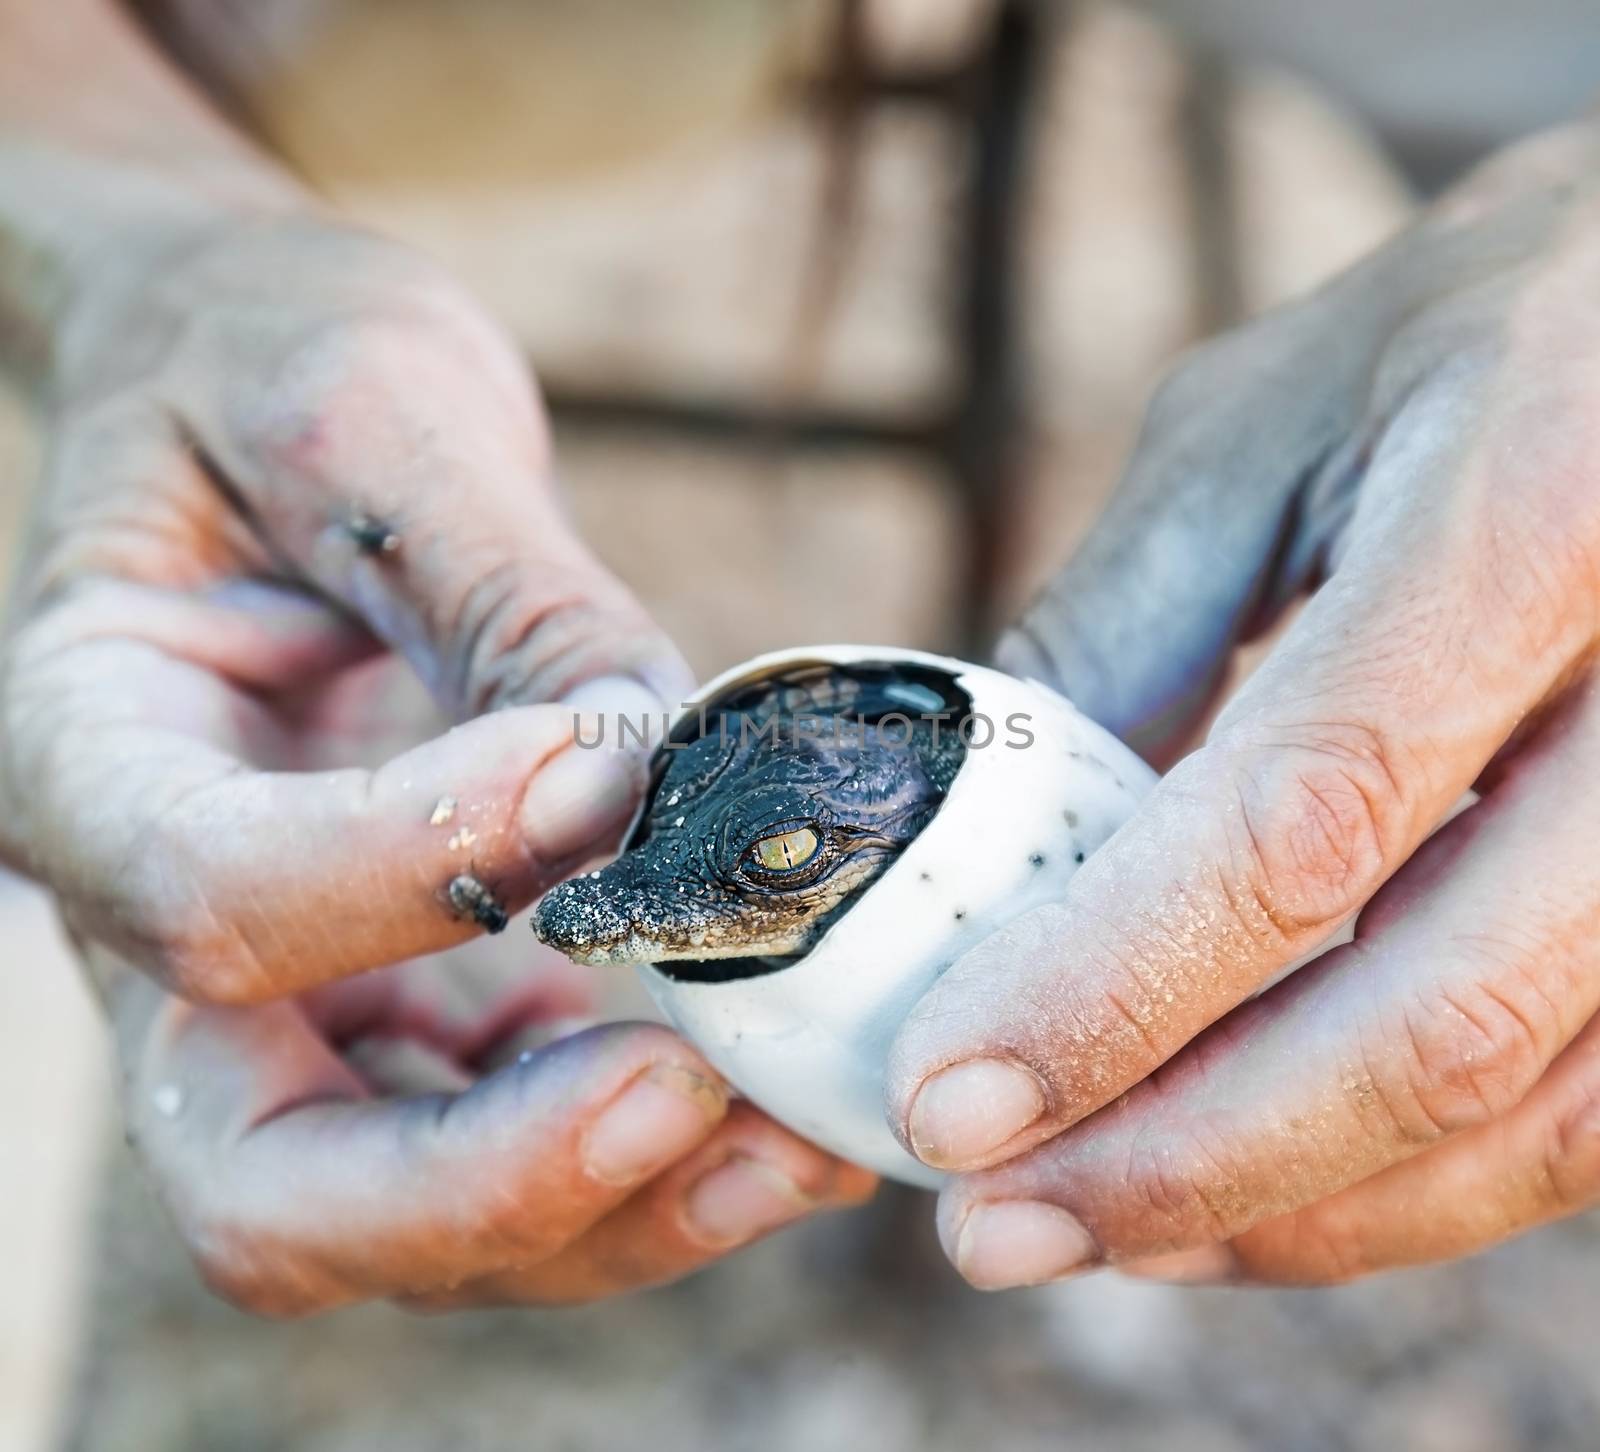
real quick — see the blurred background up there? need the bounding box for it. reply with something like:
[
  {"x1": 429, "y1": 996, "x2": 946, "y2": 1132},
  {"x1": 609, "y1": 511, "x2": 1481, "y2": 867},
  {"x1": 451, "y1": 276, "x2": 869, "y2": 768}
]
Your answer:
[{"x1": 5, "y1": 1, "x2": 1600, "y2": 1449}]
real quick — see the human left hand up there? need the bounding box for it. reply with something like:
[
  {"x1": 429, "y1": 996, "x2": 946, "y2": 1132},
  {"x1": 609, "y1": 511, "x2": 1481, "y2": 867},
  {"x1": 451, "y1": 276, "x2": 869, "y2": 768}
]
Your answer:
[
  {"x1": 885, "y1": 121, "x2": 1600, "y2": 1288},
  {"x1": 94, "y1": 649, "x2": 875, "y2": 1317},
  {"x1": 0, "y1": 208, "x2": 876, "y2": 1313}
]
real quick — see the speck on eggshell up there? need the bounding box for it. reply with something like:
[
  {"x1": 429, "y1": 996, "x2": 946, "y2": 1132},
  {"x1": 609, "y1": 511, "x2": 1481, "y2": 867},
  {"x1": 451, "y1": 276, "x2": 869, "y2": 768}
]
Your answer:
[{"x1": 633, "y1": 643, "x2": 1157, "y2": 1187}]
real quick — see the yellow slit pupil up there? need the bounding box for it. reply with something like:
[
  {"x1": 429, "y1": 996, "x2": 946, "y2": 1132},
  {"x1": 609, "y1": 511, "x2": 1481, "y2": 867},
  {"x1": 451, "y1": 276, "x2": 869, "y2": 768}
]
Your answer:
[{"x1": 753, "y1": 826, "x2": 820, "y2": 872}]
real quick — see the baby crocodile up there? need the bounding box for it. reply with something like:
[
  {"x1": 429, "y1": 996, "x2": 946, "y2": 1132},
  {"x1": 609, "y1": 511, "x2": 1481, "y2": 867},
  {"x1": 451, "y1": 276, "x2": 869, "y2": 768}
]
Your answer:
[{"x1": 533, "y1": 665, "x2": 965, "y2": 977}]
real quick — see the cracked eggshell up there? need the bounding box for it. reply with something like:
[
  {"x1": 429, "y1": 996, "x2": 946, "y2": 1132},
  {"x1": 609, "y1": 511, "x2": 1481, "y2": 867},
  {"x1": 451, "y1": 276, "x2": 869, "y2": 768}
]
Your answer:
[{"x1": 635, "y1": 645, "x2": 1157, "y2": 1188}]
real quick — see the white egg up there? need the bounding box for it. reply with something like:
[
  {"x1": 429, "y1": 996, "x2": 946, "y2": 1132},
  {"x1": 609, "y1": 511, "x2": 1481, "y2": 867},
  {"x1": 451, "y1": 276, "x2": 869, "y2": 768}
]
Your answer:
[{"x1": 633, "y1": 644, "x2": 1157, "y2": 1188}]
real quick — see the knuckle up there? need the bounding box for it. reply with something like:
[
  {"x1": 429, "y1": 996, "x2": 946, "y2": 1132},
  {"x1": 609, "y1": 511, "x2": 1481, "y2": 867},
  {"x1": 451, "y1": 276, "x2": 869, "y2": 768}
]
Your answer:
[
  {"x1": 446, "y1": 566, "x2": 653, "y2": 712},
  {"x1": 723, "y1": 1106, "x2": 844, "y2": 1202},
  {"x1": 251, "y1": 310, "x2": 421, "y2": 436},
  {"x1": 1369, "y1": 299, "x2": 1500, "y2": 416},
  {"x1": 1370, "y1": 977, "x2": 1551, "y2": 1143},
  {"x1": 1139, "y1": 312, "x2": 1313, "y2": 446},
  {"x1": 1143, "y1": 331, "x2": 1252, "y2": 433},
  {"x1": 392, "y1": 1104, "x2": 560, "y2": 1263},
  {"x1": 1244, "y1": 1210, "x2": 1372, "y2": 1287},
  {"x1": 1540, "y1": 1064, "x2": 1600, "y2": 1213},
  {"x1": 1139, "y1": 341, "x2": 1243, "y2": 460},
  {"x1": 239, "y1": 277, "x2": 526, "y2": 476},
  {"x1": 109, "y1": 803, "x2": 272, "y2": 1006},
  {"x1": 456, "y1": 1197, "x2": 555, "y2": 1264},
  {"x1": 154, "y1": 937, "x2": 267, "y2": 1007},
  {"x1": 1215, "y1": 724, "x2": 1408, "y2": 947},
  {"x1": 1121, "y1": 1121, "x2": 1250, "y2": 1246},
  {"x1": 1142, "y1": 349, "x2": 1215, "y2": 438},
  {"x1": 1478, "y1": 487, "x2": 1600, "y2": 655},
  {"x1": 1373, "y1": 325, "x2": 1600, "y2": 647}
]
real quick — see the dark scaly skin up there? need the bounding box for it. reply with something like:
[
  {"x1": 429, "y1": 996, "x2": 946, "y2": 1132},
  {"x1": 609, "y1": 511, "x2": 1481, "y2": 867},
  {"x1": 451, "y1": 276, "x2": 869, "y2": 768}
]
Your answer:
[{"x1": 533, "y1": 666, "x2": 965, "y2": 976}]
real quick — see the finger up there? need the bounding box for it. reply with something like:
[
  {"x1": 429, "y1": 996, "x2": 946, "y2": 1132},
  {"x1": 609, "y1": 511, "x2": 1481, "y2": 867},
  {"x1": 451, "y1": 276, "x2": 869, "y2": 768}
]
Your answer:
[
  {"x1": 931, "y1": 680, "x2": 1600, "y2": 1287},
  {"x1": 3, "y1": 577, "x2": 647, "y2": 1001},
  {"x1": 301, "y1": 938, "x2": 597, "y2": 1066},
  {"x1": 418, "y1": 1104, "x2": 878, "y2": 1308},
  {"x1": 116, "y1": 968, "x2": 732, "y2": 1317},
  {"x1": 473, "y1": 1015, "x2": 602, "y2": 1074},
  {"x1": 890, "y1": 378, "x2": 1600, "y2": 1174},
  {"x1": 998, "y1": 307, "x2": 1363, "y2": 758},
  {"x1": 1212, "y1": 1010, "x2": 1600, "y2": 1285},
  {"x1": 168, "y1": 236, "x2": 690, "y2": 711}
]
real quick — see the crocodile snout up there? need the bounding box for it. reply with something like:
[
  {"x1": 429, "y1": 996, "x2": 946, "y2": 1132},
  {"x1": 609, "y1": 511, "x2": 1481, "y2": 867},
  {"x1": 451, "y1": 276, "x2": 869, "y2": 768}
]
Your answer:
[{"x1": 531, "y1": 876, "x2": 635, "y2": 964}]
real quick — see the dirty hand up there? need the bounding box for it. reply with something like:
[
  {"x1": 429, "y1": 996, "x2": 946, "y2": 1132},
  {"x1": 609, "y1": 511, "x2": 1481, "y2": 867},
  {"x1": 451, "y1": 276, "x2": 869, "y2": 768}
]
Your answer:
[
  {"x1": 103, "y1": 912, "x2": 873, "y2": 1315},
  {"x1": 888, "y1": 122, "x2": 1600, "y2": 1288},
  {"x1": 0, "y1": 1, "x2": 871, "y2": 1312}
]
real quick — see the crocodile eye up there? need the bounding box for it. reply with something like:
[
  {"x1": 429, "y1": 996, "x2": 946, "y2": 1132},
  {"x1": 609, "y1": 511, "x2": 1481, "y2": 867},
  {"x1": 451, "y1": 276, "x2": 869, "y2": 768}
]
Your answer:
[{"x1": 750, "y1": 826, "x2": 821, "y2": 873}]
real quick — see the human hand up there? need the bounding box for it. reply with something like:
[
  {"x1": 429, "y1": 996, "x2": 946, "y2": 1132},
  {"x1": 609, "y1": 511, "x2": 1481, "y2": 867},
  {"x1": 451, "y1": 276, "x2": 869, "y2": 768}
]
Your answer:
[
  {"x1": 105, "y1": 929, "x2": 874, "y2": 1316},
  {"x1": 0, "y1": 210, "x2": 874, "y2": 1310},
  {"x1": 886, "y1": 122, "x2": 1600, "y2": 1288},
  {"x1": 4, "y1": 212, "x2": 696, "y2": 988}
]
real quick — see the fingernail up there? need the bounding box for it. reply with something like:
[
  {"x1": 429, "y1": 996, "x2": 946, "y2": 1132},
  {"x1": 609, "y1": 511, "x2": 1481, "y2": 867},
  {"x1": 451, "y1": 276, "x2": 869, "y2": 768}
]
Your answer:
[
  {"x1": 520, "y1": 729, "x2": 640, "y2": 862},
  {"x1": 909, "y1": 1058, "x2": 1047, "y2": 1169},
  {"x1": 954, "y1": 1201, "x2": 1099, "y2": 1290},
  {"x1": 583, "y1": 1065, "x2": 725, "y2": 1185},
  {"x1": 1119, "y1": 1244, "x2": 1241, "y2": 1285},
  {"x1": 683, "y1": 1155, "x2": 815, "y2": 1247}
]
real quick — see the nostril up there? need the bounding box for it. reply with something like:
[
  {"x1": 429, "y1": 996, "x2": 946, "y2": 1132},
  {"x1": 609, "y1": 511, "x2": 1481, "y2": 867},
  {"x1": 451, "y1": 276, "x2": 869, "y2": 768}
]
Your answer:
[{"x1": 532, "y1": 878, "x2": 630, "y2": 953}]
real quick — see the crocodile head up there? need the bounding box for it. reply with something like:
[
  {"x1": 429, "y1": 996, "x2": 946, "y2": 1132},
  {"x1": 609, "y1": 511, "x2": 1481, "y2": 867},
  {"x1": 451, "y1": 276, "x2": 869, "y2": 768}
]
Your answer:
[{"x1": 531, "y1": 666, "x2": 964, "y2": 980}]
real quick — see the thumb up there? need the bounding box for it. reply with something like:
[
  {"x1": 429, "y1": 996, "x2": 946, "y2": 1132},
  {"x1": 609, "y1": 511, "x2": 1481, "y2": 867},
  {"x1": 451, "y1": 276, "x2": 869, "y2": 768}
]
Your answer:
[{"x1": 999, "y1": 317, "x2": 1361, "y2": 760}]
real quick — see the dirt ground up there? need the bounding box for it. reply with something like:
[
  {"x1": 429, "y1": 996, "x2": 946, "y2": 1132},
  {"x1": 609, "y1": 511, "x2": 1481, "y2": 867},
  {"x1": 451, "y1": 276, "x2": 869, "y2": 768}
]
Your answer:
[{"x1": 6, "y1": 4, "x2": 1600, "y2": 1450}]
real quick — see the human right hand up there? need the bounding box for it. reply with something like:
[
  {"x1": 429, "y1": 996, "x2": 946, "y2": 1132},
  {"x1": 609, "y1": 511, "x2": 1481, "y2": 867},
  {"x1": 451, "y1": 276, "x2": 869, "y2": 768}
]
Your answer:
[{"x1": 887, "y1": 121, "x2": 1600, "y2": 1289}]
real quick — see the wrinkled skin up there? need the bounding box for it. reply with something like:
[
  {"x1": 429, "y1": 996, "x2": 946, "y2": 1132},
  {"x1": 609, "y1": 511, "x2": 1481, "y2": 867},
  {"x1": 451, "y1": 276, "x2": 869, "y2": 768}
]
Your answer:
[
  {"x1": 14, "y1": 0, "x2": 1600, "y2": 1316},
  {"x1": 886, "y1": 123, "x2": 1600, "y2": 1291},
  {"x1": 0, "y1": 1, "x2": 874, "y2": 1316},
  {"x1": 535, "y1": 668, "x2": 965, "y2": 969}
]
